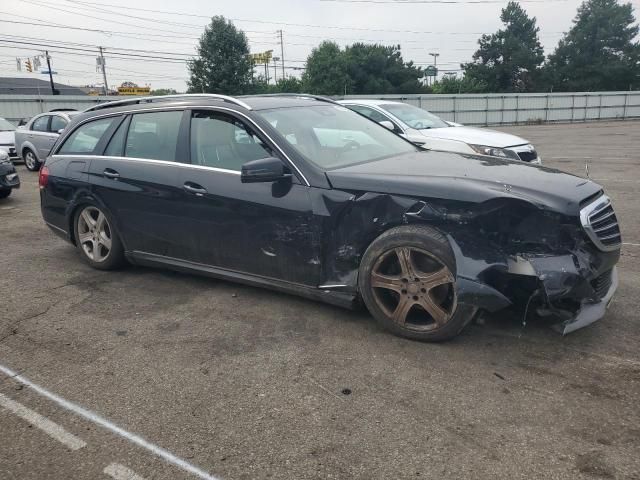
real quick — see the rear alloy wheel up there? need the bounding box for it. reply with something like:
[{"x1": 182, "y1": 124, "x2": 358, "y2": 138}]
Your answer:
[
  {"x1": 23, "y1": 149, "x2": 40, "y2": 171},
  {"x1": 74, "y1": 205, "x2": 125, "y2": 270},
  {"x1": 359, "y1": 225, "x2": 475, "y2": 341}
]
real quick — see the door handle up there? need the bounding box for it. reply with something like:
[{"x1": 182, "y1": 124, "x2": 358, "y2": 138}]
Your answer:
[
  {"x1": 103, "y1": 168, "x2": 120, "y2": 179},
  {"x1": 183, "y1": 182, "x2": 207, "y2": 196}
]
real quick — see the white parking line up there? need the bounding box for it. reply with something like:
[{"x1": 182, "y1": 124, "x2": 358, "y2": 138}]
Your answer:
[
  {"x1": 104, "y1": 463, "x2": 147, "y2": 480},
  {"x1": 0, "y1": 363, "x2": 220, "y2": 480},
  {"x1": 623, "y1": 242, "x2": 640, "y2": 247},
  {"x1": 0, "y1": 392, "x2": 86, "y2": 451}
]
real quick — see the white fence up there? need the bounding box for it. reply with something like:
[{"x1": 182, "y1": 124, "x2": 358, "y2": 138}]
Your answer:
[
  {"x1": 341, "y1": 91, "x2": 640, "y2": 126},
  {"x1": 1, "y1": 91, "x2": 640, "y2": 126}
]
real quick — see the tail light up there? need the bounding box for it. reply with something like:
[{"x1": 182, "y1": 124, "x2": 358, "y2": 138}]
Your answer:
[{"x1": 39, "y1": 165, "x2": 50, "y2": 189}]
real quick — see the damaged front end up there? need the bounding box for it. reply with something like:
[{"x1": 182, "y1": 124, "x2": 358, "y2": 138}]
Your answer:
[{"x1": 440, "y1": 193, "x2": 622, "y2": 334}]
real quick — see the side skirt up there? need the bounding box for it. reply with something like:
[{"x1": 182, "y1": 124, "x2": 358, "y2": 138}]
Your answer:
[{"x1": 127, "y1": 250, "x2": 358, "y2": 310}]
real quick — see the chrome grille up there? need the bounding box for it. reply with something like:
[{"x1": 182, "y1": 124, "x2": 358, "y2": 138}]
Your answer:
[
  {"x1": 517, "y1": 150, "x2": 538, "y2": 162},
  {"x1": 580, "y1": 194, "x2": 621, "y2": 251}
]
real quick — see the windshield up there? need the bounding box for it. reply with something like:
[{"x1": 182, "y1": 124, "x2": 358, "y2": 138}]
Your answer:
[
  {"x1": 0, "y1": 118, "x2": 15, "y2": 131},
  {"x1": 258, "y1": 104, "x2": 417, "y2": 169},
  {"x1": 382, "y1": 104, "x2": 449, "y2": 130}
]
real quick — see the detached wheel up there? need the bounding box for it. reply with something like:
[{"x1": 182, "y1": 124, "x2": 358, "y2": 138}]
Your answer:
[
  {"x1": 23, "y1": 149, "x2": 40, "y2": 171},
  {"x1": 359, "y1": 225, "x2": 475, "y2": 341},
  {"x1": 74, "y1": 205, "x2": 125, "y2": 270}
]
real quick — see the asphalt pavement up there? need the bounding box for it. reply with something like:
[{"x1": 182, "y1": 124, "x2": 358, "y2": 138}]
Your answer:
[{"x1": 1, "y1": 120, "x2": 639, "y2": 479}]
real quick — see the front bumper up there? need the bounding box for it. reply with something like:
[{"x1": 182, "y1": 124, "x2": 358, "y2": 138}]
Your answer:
[
  {"x1": 555, "y1": 267, "x2": 618, "y2": 334},
  {"x1": 0, "y1": 167, "x2": 20, "y2": 190}
]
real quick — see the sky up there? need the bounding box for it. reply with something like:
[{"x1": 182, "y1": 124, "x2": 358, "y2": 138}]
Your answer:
[{"x1": 1, "y1": 0, "x2": 638, "y2": 92}]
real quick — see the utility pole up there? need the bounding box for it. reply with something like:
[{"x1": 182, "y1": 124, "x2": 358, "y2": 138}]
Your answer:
[
  {"x1": 99, "y1": 46, "x2": 109, "y2": 95},
  {"x1": 44, "y1": 51, "x2": 58, "y2": 95},
  {"x1": 428, "y1": 52, "x2": 440, "y2": 86},
  {"x1": 278, "y1": 30, "x2": 285, "y2": 79},
  {"x1": 273, "y1": 57, "x2": 279, "y2": 84}
]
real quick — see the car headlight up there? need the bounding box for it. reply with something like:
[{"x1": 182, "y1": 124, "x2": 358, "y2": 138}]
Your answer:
[
  {"x1": 0, "y1": 150, "x2": 10, "y2": 164},
  {"x1": 469, "y1": 144, "x2": 520, "y2": 161}
]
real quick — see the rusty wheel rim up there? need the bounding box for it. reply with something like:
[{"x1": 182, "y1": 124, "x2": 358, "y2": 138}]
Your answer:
[{"x1": 370, "y1": 247, "x2": 457, "y2": 332}]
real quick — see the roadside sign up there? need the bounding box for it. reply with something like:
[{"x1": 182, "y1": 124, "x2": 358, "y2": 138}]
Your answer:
[
  {"x1": 117, "y1": 86, "x2": 151, "y2": 96},
  {"x1": 425, "y1": 65, "x2": 438, "y2": 77}
]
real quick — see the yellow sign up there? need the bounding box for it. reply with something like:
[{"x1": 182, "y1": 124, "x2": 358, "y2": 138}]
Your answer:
[
  {"x1": 249, "y1": 50, "x2": 273, "y2": 65},
  {"x1": 117, "y1": 86, "x2": 151, "y2": 96}
]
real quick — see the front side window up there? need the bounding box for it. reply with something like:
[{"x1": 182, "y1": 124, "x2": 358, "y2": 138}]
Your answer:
[
  {"x1": 50, "y1": 115, "x2": 68, "y2": 133},
  {"x1": 58, "y1": 117, "x2": 116, "y2": 154},
  {"x1": 259, "y1": 105, "x2": 417, "y2": 169},
  {"x1": 349, "y1": 105, "x2": 390, "y2": 124},
  {"x1": 31, "y1": 116, "x2": 49, "y2": 132},
  {"x1": 381, "y1": 104, "x2": 448, "y2": 130},
  {"x1": 125, "y1": 111, "x2": 182, "y2": 162},
  {"x1": 190, "y1": 111, "x2": 272, "y2": 171}
]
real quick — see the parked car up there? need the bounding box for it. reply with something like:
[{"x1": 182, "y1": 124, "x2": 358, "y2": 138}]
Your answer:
[
  {"x1": 0, "y1": 117, "x2": 19, "y2": 163},
  {"x1": 14, "y1": 109, "x2": 79, "y2": 171},
  {"x1": 339, "y1": 99, "x2": 542, "y2": 164},
  {"x1": 0, "y1": 150, "x2": 20, "y2": 198},
  {"x1": 40, "y1": 94, "x2": 619, "y2": 340}
]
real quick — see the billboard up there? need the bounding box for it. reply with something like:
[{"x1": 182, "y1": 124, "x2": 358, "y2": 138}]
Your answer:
[{"x1": 117, "y1": 86, "x2": 151, "y2": 96}]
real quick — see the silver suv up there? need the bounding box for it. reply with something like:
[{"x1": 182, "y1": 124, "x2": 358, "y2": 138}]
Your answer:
[{"x1": 14, "y1": 110, "x2": 80, "y2": 170}]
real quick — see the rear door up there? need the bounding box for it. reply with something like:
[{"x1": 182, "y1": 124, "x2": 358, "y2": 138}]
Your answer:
[
  {"x1": 29, "y1": 115, "x2": 55, "y2": 159},
  {"x1": 88, "y1": 109, "x2": 198, "y2": 260}
]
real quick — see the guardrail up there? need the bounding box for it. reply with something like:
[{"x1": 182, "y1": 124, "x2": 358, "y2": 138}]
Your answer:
[
  {"x1": 340, "y1": 91, "x2": 640, "y2": 126},
  {"x1": 1, "y1": 91, "x2": 639, "y2": 126}
]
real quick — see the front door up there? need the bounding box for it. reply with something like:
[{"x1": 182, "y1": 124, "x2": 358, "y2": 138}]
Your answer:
[{"x1": 178, "y1": 109, "x2": 321, "y2": 286}]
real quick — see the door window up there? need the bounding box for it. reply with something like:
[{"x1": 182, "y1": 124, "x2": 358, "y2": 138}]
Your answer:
[
  {"x1": 58, "y1": 117, "x2": 116, "y2": 154},
  {"x1": 31, "y1": 116, "x2": 49, "y2": 132},
  {"x1": 190, "y1": 111, "x2": 272, "y2": 171},
  {"x1": 50, "y1": 115, "x2": 68, "y2": 133},
  {"x1": 125, "y1": 111, "x2": 182, "y2": 161},
  {"x1": 104, "y1": 118, "x2": 129, "y2": 156},
  {"x1": 349, "y1": 105, "x2": 390, "y2": 123}
]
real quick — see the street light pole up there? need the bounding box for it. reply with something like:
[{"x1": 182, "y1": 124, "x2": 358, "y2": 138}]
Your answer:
[{"x1": 428, "y1": 52, "x2": 440, "y2": 86}]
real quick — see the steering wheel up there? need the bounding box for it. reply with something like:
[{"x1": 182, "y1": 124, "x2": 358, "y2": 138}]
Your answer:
[{"x1": 340, "y1": 140, "x2": 361, "y2": 152}]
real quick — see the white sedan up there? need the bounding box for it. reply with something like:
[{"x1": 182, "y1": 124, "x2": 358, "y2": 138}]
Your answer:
[{"x1": 338, "y1": 99, "x2": 541, "y2": 164}]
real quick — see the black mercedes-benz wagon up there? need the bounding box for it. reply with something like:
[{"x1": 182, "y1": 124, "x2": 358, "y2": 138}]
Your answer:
[{"x1": 40, "y1": 94, "x2": 621, "y2": 340}]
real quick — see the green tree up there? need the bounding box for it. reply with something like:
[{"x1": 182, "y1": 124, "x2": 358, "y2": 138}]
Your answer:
[
  {"x1": 303, "y1": 41, "x2": 351, "y2": 95},
  {"x1": 272, "y1": 76, "x2": 305, "y2": 93},
  {"x1": 343, "y1": 43, "x2": 424, "y2": 94},
  {"x1": 463, "y1": 1, "x2": 545, "y2": 92},
  {"x1": 431, "y1": 74, "x2": 488, "y2": 94},
  {"x1": 187, "y1": 16, "x2": 253, "y2": 94},
  {"x1": 546, "y1": 0, "x2": 640, "y2": 91},
  {"x1": 150, "y1": 88, "x2": 178, "y2": 96}
]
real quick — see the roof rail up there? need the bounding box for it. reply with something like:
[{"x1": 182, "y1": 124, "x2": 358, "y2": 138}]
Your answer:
[
  {"x1": 84, "y1": 94, "x2": 252, "y2": 113},
  {"x1": 243, "y1": 93, "x2": 338, "y2": 105}
]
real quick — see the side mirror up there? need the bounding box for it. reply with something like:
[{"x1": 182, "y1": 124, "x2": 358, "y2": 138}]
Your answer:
[
  {"x1": 241, "y1": 157, "x2": 291, "y2": 183},
  {"x1": 445, "y1": 120, "x2": 463, "y2": 127},
  {"x1": 379, "y1": 120, "x2": 395, "y2": 131},
  {"x1": 57, "y1": 129, "x2": 65, "y2": 134}
]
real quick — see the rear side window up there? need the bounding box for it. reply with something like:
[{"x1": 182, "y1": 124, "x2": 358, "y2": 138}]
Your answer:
[
  {"x1": 58, "y1": 117, "x2": 116, "y2": 154},
  {"x1": 50, "y1": 116, "x2": 68, "y2": 133},
  {"x1": 125, "y1": 111, "x2": 182, "y2": 161},
  {"x1": 31, "y1": 116, "x2": 49, "y2": 132}
]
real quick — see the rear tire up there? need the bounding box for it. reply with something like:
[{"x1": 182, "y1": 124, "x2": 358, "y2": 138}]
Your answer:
[
  {"x1": 73, "y1": 204, "x2": 125, "y2": 270},
  {"x1": 358, "y1": 225, "x2": 475, "y2": 341},
  {"x1": 23, "y1": 149, "x2": 40, "y2": 171}
]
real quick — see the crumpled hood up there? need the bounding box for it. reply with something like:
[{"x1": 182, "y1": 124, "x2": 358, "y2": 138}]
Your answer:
[
  {"x1": 326, "y1": 151, "x2": 601, "y2": 216},
  {"x1": 419, "y1": 125, "x2": 530, "y2": 148}
]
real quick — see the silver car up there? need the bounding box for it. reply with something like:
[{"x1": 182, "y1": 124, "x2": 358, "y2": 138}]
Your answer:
[{"x1": 14, "y1": 110, "x2": 80, "y2": 171}]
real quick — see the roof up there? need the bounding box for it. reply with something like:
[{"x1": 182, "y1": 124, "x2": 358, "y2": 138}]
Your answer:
[
  {"x1": 0, "y1": 77, "x2": 87, "y2": 95},
  {"x1": 241, "y1": 95, "x2": 337, "y2": 110},
  {"x1": 337, "y1": 99, "x2": 404, "y2": 106}
]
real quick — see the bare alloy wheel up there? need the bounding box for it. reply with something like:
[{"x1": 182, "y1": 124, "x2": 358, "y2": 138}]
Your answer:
[
  {"x1": 77, "y1": 206, "x2": 113, "y2": 262},
  {"x1": 24, "y1": 150, "x2": 39, "y2": 171},
  {"x1": 359, "y1": 225, "x2": 474, "y2": 341},
  {"x1": 370, "y1": 247, "x2": 457, "y2": 331}
]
